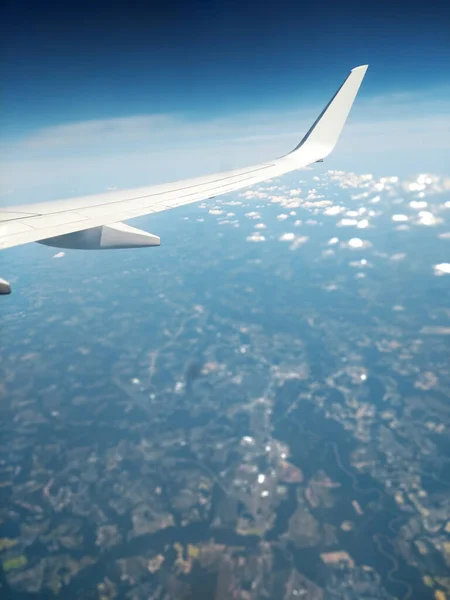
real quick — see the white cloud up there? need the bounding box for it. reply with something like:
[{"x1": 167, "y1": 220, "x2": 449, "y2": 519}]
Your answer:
[
  {"x1": 409, "y1": 200, "x2": 427, "y2": 209},
  {"x1": 356, "y1": 219, "x2": 369, "y2": 229},
  {"x1": 2, "y1": 86, "x2": 450, "y2": 204},
  {"x1": 247, "y1": 232, "x2": 266, "y2": 243},
  {"x1": 418, "y1": 211, "x2": 440, "y2": 226},
  {"x1": 348, "y1": 238, "x2": 365, "y2": 248},
  {"x1": 324, "y1": 205, "x2": 345, "y2": 216},
  {"x1": 279, "y1": 233, "x2": 295, "y2": 241},
  {"x1": 337, "y1": 218, "x2": 358, "y2": 227},
  {"x1": 434, "y1": 263, "x2": 450, "y2": 275},
  {"x1": 240, "y1": 190, "x2": 268, "y2": 199},
  {"x1": 289, "y1": 236, "x2": 308, "y2": 250}
]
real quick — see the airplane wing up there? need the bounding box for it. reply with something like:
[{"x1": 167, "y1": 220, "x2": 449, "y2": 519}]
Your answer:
[{"x1": 0, "y1": 65, "x2": 367, "y2": 292}]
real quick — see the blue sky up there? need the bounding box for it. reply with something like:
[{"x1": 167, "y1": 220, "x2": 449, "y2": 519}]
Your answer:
[{"x1": 1, "y1": 0, "x2": 450, "y2": 203}]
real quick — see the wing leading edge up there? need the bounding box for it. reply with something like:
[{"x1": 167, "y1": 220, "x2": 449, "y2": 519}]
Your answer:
[{"x1": 0, "y1": 65, "x2": 368, "y2": 253}]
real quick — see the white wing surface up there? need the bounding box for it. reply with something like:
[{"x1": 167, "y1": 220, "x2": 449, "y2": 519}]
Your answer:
[{"x1": 0, "y1": 65, "x2": 368, "y2": 253}]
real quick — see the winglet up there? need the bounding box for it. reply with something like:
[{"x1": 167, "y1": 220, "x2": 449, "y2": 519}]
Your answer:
[{"x1": 286, "y1": 65, "x2": 368, "y2": 164}]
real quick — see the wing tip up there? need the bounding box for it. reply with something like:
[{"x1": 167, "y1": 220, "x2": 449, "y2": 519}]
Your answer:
[
  {"x1": 351, "y1": 64, "x2": 369, "y2": 73},
  {"x1": 284, "y1": 64, "x2": 368, "y2": 163}
]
